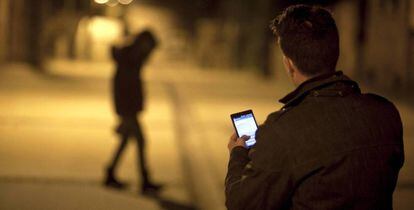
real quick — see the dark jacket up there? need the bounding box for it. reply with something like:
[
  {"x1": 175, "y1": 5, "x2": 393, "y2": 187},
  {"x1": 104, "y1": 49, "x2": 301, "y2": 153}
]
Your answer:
[
  {"x1": 225, "y1": 71, "x2": 404, "y2": 210},
  {"x1": 112, "y1": 31, "x2": 157, "y2": 117}
]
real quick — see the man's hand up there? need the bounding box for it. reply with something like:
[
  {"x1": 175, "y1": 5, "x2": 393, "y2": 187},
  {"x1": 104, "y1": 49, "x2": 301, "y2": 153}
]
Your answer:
[{"x1": 228, "y1": 133, "x2": 249, "y2": 153}]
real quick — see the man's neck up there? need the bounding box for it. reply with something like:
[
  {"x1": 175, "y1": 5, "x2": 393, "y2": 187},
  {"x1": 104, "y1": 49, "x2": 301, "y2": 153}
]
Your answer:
[{"x1": 294, "y1": 73, "x2": 311, "y2": 87}]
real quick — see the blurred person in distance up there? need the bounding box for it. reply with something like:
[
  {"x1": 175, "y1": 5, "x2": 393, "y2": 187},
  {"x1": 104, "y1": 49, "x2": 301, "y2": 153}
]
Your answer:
[
  {"x1": 104, "y1": 30, "x2": 162, "y2": 195},
  {"x1": 225, "y1": 5, "x2": 404, "y2": 210}
]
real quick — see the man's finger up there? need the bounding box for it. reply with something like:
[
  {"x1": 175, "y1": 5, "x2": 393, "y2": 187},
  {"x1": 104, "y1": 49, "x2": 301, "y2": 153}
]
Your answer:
[{"x1": 240, "y1": 135, "x2": 250, "y2": 141}]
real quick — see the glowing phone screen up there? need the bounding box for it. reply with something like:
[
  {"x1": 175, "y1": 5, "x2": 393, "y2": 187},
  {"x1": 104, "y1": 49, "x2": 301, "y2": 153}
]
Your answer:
[{"x1": 232, "y1": 113, "x2": 258, "y2": 147}]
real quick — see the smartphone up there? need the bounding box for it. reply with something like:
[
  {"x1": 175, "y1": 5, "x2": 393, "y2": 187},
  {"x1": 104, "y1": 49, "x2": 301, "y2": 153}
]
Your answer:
[{"x1": 230, "y1": 109, "x2": 259, "y2": 147}]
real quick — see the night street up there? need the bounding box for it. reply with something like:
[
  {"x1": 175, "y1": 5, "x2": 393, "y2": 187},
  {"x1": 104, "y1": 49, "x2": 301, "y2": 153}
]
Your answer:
[{"x1": 1, "y1": 0, "x2": 414, "y2": 209}]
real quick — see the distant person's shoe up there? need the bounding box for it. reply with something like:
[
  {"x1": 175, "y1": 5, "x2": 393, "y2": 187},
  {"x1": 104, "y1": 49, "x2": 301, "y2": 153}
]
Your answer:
[
  {"x1": 141, "y1": 182, "x2": 163, "y2": 195},
  {"x1": 104, "y1": 175, "x2": 127, "y2": 189}
]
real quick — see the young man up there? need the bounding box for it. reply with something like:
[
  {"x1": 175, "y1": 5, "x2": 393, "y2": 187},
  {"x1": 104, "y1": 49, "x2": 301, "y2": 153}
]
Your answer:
[{"x1": 225, "y1": 5, "x2": 404, "y2": 210}]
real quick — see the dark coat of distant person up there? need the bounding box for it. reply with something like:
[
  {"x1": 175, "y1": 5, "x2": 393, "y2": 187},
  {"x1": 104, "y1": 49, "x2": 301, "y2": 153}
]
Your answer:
[{"x1": 111, "y1": 31, "x2": 157, "y2": 117}]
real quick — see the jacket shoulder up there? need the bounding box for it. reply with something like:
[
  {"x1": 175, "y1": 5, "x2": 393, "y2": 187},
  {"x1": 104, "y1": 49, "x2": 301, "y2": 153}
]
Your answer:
[
  {"x1": 364, "y1": 93, "x2": 393, "y2": 104},
  {"x1": 362, "y1": 93, "x2": 400, "y2": 114},
  {"x1": 263, "y1": 109, "x2": 286, "y2": 124}
]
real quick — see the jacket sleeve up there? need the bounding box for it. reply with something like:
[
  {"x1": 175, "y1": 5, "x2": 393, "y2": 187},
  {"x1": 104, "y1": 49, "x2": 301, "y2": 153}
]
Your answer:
[
  {"x1": 111, "y1": 46, "x2": 120, "y2": 61},
  {"x1": 225, "y1": 113, "x2": 295, "y2": 210}
]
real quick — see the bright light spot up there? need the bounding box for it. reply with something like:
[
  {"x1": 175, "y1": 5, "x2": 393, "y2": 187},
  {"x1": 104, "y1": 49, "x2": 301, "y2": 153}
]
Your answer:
[
  {"x1": 106, "y1": 0, "x2": 119, "y2": 7},
  {"x1": 87, "y1": 16, "x2": 122, "y2": 42},
  {"x1": 94, "y1": 0, "x2": 109, "y2": 4},
  {"x1": 118, "y1": 0, "x2": 134, "y2": 5},
  {"x1": 86, "y1": 16, "x2": 123, "y2": 60}
]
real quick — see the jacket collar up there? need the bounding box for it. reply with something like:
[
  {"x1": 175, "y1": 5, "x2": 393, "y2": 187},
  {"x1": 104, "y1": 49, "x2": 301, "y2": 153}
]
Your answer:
[{"x1": 279, "y1": 71, "x2": 358, "y2": 107}]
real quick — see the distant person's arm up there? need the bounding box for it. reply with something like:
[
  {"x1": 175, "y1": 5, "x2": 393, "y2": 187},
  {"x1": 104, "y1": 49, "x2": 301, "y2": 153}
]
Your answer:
[
  {"x1": 225, "y1": 123, "x2": 293, "y2": 209},
  {"x1": 111, "y1": 45, "x2": 122, "y2": 62}
]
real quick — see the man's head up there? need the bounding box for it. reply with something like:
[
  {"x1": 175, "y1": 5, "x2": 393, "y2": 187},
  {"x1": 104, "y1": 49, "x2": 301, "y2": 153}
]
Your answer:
[{"x1": 271, "y1": 5, "x2": 339, "y2": 85}]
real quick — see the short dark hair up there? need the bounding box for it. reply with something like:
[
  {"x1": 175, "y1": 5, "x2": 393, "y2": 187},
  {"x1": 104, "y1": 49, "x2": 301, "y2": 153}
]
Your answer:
[{"x1": 271, "y1": 5, "x2": 339, "y2": 76}]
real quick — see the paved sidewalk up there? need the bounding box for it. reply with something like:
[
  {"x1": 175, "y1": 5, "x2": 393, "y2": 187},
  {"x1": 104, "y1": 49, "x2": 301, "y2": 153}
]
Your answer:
[{"x1": 0, "y1": 62, "x2": 192, "y2": 210}]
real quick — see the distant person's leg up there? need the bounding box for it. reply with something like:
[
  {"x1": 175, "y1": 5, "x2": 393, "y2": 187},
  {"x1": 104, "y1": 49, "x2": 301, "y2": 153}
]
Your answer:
[
  {"x1": 134, "y1": 120, "x2": 149, "y2": 183},
  {"x1": 104, "y1": 120, "x2": 130, "y2": 189},
  {"x1": 107, "y1": 134, "x2": 128, "y2": 174},
  {"x1": 133, "y1": 116, "x2": 163, "y2": 194}
]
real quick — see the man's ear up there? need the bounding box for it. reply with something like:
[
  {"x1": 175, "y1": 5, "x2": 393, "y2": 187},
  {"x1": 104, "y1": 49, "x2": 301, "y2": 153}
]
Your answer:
[{"x1": 283, "y1": 56, "x2": 295, "y2": 77}]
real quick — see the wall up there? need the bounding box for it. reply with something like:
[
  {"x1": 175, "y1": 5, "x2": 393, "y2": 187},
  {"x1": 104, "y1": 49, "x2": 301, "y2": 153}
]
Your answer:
[
  {"x1": 8, "y1": 0, "x2": 29, "y2": 62},
  {"x1": 409, "y1": 0, "x2": 414, "y2": 88},
  {"x1": 362, "y1": 0, "x2": 409, "y2": 90},
  {"x1": 333, "y1": 0, "x2": 359, "y2": 77},
  {"x1": 0, "y1": 0, "x2": 91, "y2": 66},
  {"x1": 0, "y1": 0, "x2": 10, "y2": 63},
  {"x1": 189, "y1": 0, "x2": 274, "y2": 73}
]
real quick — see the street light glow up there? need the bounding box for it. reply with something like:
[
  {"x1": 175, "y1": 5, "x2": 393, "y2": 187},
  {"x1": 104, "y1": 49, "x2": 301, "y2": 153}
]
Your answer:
[
  {"x1": 106, "y1": 0, "x2": 119, "y2": 7},
  {"x1": 94, "y1": 0, "x2": 109, "y2": 4},
  {"x1": 118, "y1": 0, "x2": 134, "y2": 5},
  {"x1": 87, "y1": 16, "x2": 122, "y2": 42}
]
